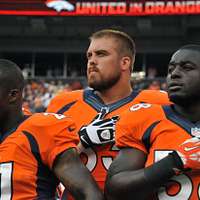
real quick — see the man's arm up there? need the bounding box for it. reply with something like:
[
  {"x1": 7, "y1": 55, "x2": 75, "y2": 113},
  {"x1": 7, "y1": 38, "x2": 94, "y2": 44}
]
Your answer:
[
  {"x1": 105, "y1": 147, "x2": 183, "y2": 200},
  {"x1": 53, "y1": 148, "x2": 104, "y2": 200},
  {"x1": 105, "y1": 148, "x2": 149, "y2": 200}
]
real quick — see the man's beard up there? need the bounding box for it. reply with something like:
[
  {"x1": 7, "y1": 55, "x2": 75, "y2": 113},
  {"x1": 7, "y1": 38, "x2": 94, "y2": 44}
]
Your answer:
[{"x1": 88, "y1": 73, "x2": 121, "y2": 92}]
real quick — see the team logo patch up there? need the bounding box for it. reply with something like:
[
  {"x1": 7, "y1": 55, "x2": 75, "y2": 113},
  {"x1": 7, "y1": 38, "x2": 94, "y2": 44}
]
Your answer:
[
  {"x1": 45, "y1": 0, "x2": 74, "y2": 12},
  {"x1": 100, "y1": 130, "x2": 111, "y2": 140},
  {"x1": 130, "y1": 103, "x2": 151, "y2": 111},
  {"x1": 191, "y1": 127, "x2": 200, "y2": 137}
]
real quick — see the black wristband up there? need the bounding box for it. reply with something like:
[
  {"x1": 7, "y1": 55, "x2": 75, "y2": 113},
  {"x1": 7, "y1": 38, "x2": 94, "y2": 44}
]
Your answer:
[
  {"x1": 144, "y1": 153, "x2": 183, "y2": 188},
  {"x1": 170, "y1": 151, "x2": 184, "y2": 170}
]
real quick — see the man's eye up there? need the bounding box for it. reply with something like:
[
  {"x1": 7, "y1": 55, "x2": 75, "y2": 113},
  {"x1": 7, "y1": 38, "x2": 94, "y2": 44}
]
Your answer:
[
  {"x1": 168, "y1": 66, "x2": 174, "y2": 73},
  {"x1": 182, "y1": 64, "x2": 194, "y2": 70},
  {"x1": 87, "y1": 54, "x2": 92, "y2": 59},
  {"x1": 97, "y1": 53, "x2": 105, "y2": 56}
]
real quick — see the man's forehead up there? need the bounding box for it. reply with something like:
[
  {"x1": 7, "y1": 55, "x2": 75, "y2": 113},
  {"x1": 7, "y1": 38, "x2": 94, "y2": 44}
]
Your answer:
[
  {"x1": 170, "y1": 49, "x2": 200, "y2": 63},
  {"x1": 88, "y1": 37, "x2": 119, "y2": 51}
]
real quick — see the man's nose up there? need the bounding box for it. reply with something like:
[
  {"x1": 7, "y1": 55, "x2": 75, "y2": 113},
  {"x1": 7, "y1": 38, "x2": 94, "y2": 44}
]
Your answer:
[
  {"x1": 88, "y1": 55, "x2": 97, "y2": 66},
  {"x1": 171, "y1": 66, "x2": 182, "y2": 79}
]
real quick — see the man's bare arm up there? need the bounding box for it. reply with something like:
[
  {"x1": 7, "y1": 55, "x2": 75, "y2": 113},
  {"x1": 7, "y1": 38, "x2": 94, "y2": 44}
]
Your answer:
[
  {"x1": 53, "y1": 148, "x2": 104, "y2": 200},
  {"x1": 105, "y1": 148, "x2": 181, "y2": 200}
]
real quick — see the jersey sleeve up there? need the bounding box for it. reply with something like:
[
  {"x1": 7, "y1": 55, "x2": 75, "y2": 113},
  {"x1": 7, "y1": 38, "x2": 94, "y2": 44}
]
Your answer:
[
  {"x1": 46, "y1": 92, "x2": 67, "y2": 113},
  {"x1": 116, "y1": 110, "x2": 147, "y2": 153},
  {"x1": 116, "y1": 103, "x2": 163, "y2": 154},
  {"x1": 28, "y1": 113, "x2": 79, "y2": 169},
  {"x1": 136, "y1": 90, "x2": 172, "y2": 105}
]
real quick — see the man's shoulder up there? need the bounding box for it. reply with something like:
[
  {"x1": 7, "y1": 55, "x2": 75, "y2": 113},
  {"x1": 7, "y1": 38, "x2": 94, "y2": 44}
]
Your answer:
[
  {"x1": 46, "y1": 89, "x2": 84, "y2": 112},
  {"x1": 23, "y1": 113, "x2": 74, "y2": 130},
  {"x1": 46, "y1": 90, "x2": 88, "y2": 114},
  {"x1": 52, "y1": 89, "x2": 84, "y2": 102},
  {"x1": 123, "y1": 103, "x2": 164, "y2": 121},
  {"x1": 135, "y1": 89, "x2": 171, "y2": 105},
  {"x1": 117, "y1": 103, "x2": 165, "y2": 134}
]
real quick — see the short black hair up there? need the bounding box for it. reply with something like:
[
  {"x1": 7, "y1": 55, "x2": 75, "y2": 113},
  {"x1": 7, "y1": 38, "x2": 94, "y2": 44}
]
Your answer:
[
  {"x1": 179, "y1": 44, "x2": 200, "y2": 52},
  {"x1": 0, "y1": 59, "x2": 24, "y2": 92},
  {"x1": 90, "y1": 29, "x2": 136, "y2": 72}
]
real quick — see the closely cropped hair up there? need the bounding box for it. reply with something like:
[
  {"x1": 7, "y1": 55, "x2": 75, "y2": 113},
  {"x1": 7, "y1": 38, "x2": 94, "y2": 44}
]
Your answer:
[
  {"x1": 0, "y1": 59, "x2": 24, "y2": 91},
  {"x1": 90, "y1": 29, "x2": 136, "y2": 72},
  {"x1": 179, "y1": 44, "x2": 200, "y2": 52}
]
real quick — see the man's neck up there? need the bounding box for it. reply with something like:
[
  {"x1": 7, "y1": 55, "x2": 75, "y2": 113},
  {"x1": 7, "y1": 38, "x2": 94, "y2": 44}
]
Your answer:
[
  {"x1": 95, "y1": 85, "x2": 133, "y2": 104},
  {"x1": 0, "y1": 110, "x2": 24, "y2": 134},
  {"x1": 173, "y1": 103, "x2": 200, "y2": 123}
]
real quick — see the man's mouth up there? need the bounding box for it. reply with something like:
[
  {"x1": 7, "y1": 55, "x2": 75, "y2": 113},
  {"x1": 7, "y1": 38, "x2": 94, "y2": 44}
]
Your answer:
[{"x1": 168, "y1": 83, "x2": 183, "y2": 91}]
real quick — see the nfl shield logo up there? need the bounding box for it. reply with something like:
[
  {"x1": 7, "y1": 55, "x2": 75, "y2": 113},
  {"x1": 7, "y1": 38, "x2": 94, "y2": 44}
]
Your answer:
[{"x1": 191, "y1": 127, "x2": 200, "y2": 137}]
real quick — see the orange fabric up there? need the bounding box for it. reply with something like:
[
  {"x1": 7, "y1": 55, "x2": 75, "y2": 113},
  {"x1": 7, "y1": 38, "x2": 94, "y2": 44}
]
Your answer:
[
  {"x1": 134, "y1": 90, "x2": 172, "y2": 105},
  {"x1": 0, "y1": 113, "x2": 78, "y2": 199},
  {"x1": 116, "y1": 104, "x2": 200, "y2": 200},
  {"x1": 47, "y1": 89, "x2": 170, "y2": 198},
  {"x1": 176, "y1": 137, "x2": 200, "y2": 169}
]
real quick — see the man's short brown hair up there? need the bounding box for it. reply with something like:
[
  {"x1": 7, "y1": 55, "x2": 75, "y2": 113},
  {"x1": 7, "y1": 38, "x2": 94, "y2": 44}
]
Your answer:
[{"x1": 90, "y1": 29, "x2": 136, "y2": 72}]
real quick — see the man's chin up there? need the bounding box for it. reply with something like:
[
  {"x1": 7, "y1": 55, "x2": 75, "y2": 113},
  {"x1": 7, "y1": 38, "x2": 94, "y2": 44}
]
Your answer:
[
  {"x1": 169, "y1": 94, "x2": 190, "y2": 106},
  {"x1": 88, "y1": 82, "x2": 102, "y2": 91}
]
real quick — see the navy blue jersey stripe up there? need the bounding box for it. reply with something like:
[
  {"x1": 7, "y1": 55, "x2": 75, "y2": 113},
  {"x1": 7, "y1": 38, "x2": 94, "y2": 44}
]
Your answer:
[
  {"x1": 0, "y1": 115, "x2": 30, "y2": 144},
  {"x1": 142, "y1": 121, "x2": 161, "y2": 152},
  {"x1": 83, "y1": 88, "x2": 140, "y2": 112},
  {"x1": 56, "y1": 101, "x2": 77, "y2": 114},
  {"x1": 162, "y1": 105, "x2": 200, "y2": 136},
  {"x1": 22, "y1": 131, "x2": 59, "y2": 199}
]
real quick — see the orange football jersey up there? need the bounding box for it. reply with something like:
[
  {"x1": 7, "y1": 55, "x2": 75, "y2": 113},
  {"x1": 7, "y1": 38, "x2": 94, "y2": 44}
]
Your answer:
[
  {"x1": 116, "y1": 103, "x2": 200, "y2": 200},
  {"x1": 47, "y1": 88, "x2": 171, "y2": 195},
  {"x1": 0, "y1": 112, "x2": 78, "y2": 200}
]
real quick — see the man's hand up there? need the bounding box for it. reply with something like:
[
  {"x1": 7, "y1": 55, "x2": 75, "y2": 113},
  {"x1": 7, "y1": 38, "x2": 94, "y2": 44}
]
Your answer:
[
  {"x1": 79, "y1": 108, "x2": 119, "y2": 148},
  {"x1": 171, "y1": 137, "x2": 200, "y2": 171}
]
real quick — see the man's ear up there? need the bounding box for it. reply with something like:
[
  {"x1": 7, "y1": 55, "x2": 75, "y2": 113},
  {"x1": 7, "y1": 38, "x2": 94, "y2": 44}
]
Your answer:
[
  {"x1": 8, "y1": 89, "x2": 20, "y2": 103},
  {"x1": 121, "y1": 56, "x2": 131, "y2": 71}
]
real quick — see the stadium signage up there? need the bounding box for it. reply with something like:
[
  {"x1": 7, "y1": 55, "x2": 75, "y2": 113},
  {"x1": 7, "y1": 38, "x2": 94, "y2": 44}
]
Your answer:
[
  {"x1": 0, "y1": 0, "x2": 200, "y2": 16},
  {"x1": 74, "y1": 1, "x2": 200, "y2": 15}
]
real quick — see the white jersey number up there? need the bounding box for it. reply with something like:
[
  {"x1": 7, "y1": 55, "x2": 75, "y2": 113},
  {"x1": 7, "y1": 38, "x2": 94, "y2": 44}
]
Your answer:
[
  {"x1": 0, "y1": 162, "x2": 13, "y2": 200},
  {"x1": 80, "y1": 144, "x2": 119, "y2": 172},
  {"x1": 155, "y1": 150, "x2": 195, "y2": 200},
  {"x1": 43, "y1": 113, "x2": 66, "y2": 120},
  {"x1": 130, "y1": 103, "x2": 151, "y2": 111}
]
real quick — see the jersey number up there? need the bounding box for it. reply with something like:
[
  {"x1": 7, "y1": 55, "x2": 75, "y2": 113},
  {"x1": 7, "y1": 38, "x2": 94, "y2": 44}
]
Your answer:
[
  {"x1": 0, "y1": 162, "x2": 13, "y2": 200},
  {"x1": 43, "y1": 113, "x2": 66, "y2": 120},
  {"x1": 130, "y1": 103, "x2": 151, "y2": 111},
  {"x1": 155, "y1": 150, "x2": 198, "y2": 200},
  {"x1": 80, "y1": 145, "x2": 119, "y2": 171}
]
